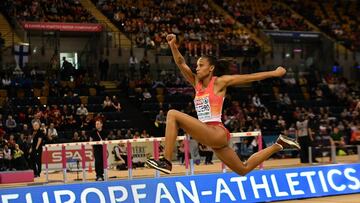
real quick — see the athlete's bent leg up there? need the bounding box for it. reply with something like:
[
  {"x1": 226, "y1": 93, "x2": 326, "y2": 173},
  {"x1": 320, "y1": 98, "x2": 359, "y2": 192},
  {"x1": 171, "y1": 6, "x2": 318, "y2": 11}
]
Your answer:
[
  {"x1": 163, "y1": 109, "x2": 228, "y2": 160},
  {"x1": 146, "y1": 110, "x2": 228, "y2": 174}
]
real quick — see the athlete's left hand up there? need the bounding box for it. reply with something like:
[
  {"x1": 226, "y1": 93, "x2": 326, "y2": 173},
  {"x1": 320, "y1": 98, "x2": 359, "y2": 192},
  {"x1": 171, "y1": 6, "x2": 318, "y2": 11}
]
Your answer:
[{"x1": 273, "y1": 66, "x2": 286, "y2": 77}]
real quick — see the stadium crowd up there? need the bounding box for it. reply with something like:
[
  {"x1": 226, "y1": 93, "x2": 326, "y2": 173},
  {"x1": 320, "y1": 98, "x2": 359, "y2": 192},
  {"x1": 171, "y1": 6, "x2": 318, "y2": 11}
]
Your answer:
[
  {"x1": 216, "y1": 0, "x2": 311, "y2": 32},
  {"x1": 1, "y1": 0, "x2": 96, "y2": 23},
  {"x1": 285, "y1": 0, "x2": 360, "y2": 51},
  {"x1": 94, "y1": 0, "x2": 259, "y2": 56}
]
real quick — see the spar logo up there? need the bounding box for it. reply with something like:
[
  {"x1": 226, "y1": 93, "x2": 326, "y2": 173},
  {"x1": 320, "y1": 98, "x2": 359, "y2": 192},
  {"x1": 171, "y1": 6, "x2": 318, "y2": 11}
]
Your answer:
[{"x1": 42, "y1": 149, "x2": 94, "y2": 163}]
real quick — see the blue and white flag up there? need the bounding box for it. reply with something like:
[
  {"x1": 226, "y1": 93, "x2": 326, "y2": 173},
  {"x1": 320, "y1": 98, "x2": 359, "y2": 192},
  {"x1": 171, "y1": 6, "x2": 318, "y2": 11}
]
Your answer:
[{"x1": 14, "y1": 44, "x2": 29, "y2": 68}]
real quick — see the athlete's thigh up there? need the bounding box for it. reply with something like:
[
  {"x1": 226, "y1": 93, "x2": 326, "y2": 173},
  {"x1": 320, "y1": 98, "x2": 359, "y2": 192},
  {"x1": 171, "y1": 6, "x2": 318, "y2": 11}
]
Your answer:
[{"x1": 169, "y1": 110, "x2": 227, "y2": 148}]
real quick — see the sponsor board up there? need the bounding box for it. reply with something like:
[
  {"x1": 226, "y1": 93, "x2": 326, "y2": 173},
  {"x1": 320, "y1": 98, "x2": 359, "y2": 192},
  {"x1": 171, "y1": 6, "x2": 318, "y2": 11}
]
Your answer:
[
  {"x1": 22, "y1": 22, "x2": 103, "y2": 32},
  {"x1": 1, "y1": 164, "x2": 359, "y2": 203}
]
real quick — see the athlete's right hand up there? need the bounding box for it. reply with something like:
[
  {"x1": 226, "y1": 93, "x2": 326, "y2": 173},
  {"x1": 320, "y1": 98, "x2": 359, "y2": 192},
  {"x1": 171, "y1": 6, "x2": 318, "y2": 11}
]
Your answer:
[{"x1": 166, "y1": 34, "x2": 176, "y2": 45}]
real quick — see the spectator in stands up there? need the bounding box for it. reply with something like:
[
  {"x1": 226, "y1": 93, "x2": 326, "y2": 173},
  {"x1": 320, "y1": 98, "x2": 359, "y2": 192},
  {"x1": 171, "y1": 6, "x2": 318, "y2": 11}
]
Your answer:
[
  {"x1": 80, "y1": 115, "x2": 92, "y2": 131},
  {"x1": 108, "y1": 130, "x2": 116, "y2": 140},
  {"x1": 16, "y1": 133, "x2": 27, "y2": 154},
  {"x1": 155, "y1": 110, "x2": 166, "y2": 136},
  {"x1": 90, "y1": 120, "x2": 108, "y2": 181},
  {"x1": 133, "y1": 131, "x2": 140, "y2": 139},
  {"x1": 140, "y1": 130, "x2": 149, "y2": 138},
  {"x1": 198, "y1": 143, "x2": 213, "y2": 165},
  {"x1": 116, "y1": 130, "x2": 122, "y2": 139},
  {"x1": 76, "y1": 104, "x2": 89, "y2": 117},
  {"x1": 40, "y1": 123, "x2": 47, "y2": 136},
  {"x1": 13, "y1": 144, "x2": 27, "y2": 170},
  {"x1": 142, "y1": 88, "x2": 152, "y2": 101},
  {"x1": 72, "y1": 132, "x2": 80, "y2": 142},
  {"x1": 5, "y1": 115, "x2": 17, "y2": 133},
  {"x1": 94, "y1": 113, "x2": 105, "y2": 123},
  {"x1": 8, "y1": 134, "x2": 16, "y2": 150},
  {"x1": 62, "y1": 105, "x2": 72, "y2": 118},
  {"x1": 3, "y1": 144, "x2": 12, "y2": 170},
  {"x1": 65, "y1": 115, "x2": 78, "y2": 130},
  {"x1": 1, "y1": 75, "x2": 11, "y2": 87},
  {"x1": 252, "y1": 94, "x2": 264, "y2": 108},
  {"x1": 283, "y1": 93, "x2": 292, "y2": 105},
  {"x1": 124, "y1": 129, "x2": 133, "y2": 139},
  {"x1": 314, "y1": 87, "x2": 324, "y2": 101},
  {"x1": 0, "y1": 134, "x2": 6, "y2": 146},
  {"x1": 103, "y1": 96, "x2": 113, "y2": 112},
  {"x1": 30, "y1": 120, "x2": 44, "y2": 177},
  {"x1": 47, "y1": 123, "x2": 58, "y2": 143},
  {"x1": 3, "y1": 97, "x2": 14, "y2": 115},
  {"x1": 51, "y1": 111, "x2": 63, "y2": 130},
  {"x1": 350, "y1": 122, "x2": 360, "y2": 145},
  {"x1": 113, "y1": 143, "x2": 127, "y2": 170},
  {"x1": 79, "y1": 130, "x2": 88, "y2": 142},
  {"x1": 112, "y1": 96, "x2": 121, "y2": 112},
  {"x1": 0, "y1": 143, "x2": 4, "y2": 171},
  {"x1": 330, "y1": 126, "x2": 347, "y2": 154}
]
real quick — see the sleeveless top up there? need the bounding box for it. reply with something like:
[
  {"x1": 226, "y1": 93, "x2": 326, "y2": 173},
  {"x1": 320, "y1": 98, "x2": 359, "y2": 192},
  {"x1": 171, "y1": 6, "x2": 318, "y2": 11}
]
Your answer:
[{"x1": 194, "y1": 77, "x2": 224, "y2": 123}]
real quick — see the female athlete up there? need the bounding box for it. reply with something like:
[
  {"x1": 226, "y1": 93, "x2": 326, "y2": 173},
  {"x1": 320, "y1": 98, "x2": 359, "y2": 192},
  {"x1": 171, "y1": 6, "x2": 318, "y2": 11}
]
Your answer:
[{"x1": 146, "y1": 34, "x2": 300, "y2": 176}]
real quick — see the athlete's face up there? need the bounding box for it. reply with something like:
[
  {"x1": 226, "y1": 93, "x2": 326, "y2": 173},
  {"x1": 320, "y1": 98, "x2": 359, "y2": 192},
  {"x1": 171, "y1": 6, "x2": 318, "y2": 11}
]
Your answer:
[{"x1": 196, "y1": 57, "x2": 214, "y2": 80}]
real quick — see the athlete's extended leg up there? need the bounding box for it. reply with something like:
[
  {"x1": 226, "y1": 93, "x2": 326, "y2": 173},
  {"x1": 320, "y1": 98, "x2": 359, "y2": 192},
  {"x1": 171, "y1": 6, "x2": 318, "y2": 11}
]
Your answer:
[
  {"x1": 214, "y1": 135, "x2": 300, "y2": 176},
  {"x1": 214, "y1": 145, "x2": 281, "y2": 176}
]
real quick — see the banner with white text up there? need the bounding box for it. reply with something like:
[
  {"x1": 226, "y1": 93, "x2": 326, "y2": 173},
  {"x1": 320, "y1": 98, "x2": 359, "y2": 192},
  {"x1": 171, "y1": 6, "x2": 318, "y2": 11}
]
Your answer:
[{"x1": 1, "y1": 164, "x2": 359, "y2": 203}]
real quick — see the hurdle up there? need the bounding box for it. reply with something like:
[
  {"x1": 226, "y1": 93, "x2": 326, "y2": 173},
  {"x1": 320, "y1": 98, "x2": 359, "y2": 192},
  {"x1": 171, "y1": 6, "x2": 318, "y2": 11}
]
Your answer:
[
  {"x1": 42, "y1": 131, "x2": 263, "y2": 183},
  {"x1": 228, "y1": 131, "x2": 263, "y2": 171},
  {"x1": 43, "y1": 136, "x2": 187, "y2": 182}
]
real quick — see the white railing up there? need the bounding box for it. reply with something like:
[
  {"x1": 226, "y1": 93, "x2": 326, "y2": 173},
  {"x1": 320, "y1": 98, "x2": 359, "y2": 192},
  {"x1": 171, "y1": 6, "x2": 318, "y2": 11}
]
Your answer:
[{"x1": 42, "y1": 132, "x2": 263, "y2": 182}]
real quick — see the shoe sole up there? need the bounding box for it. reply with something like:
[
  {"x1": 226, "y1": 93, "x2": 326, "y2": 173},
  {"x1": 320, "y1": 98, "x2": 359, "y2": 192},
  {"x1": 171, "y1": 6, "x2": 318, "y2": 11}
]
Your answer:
[
  {"x1": 145, "y1": 160, "x2": 171, "y2": 174},
  {"x1": 279, "y1": 136, "x2": 301, "y2": 150}
]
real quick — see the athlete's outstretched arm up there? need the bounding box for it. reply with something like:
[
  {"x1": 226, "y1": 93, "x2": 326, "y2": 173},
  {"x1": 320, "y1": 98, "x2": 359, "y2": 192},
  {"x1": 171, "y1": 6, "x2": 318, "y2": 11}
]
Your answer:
[
  {"x1": 167, "y1": 34, "x2": 196, "y2": 86},
  {"x1": 217, "y1": 67, "x2": 286, "y2": 88}
]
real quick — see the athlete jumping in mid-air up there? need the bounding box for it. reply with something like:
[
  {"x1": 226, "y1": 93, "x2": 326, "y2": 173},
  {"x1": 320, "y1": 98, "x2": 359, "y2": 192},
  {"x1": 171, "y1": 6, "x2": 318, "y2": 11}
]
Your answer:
[{"x1": 146, "y1": 34, "x2": 300, "y2": 176}]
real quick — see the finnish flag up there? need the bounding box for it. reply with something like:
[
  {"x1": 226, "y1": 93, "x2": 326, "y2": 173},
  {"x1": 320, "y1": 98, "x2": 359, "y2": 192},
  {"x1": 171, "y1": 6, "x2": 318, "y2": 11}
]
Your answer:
[{"x1": 14, "y1": 44, "x2": 29, "y2": 68}]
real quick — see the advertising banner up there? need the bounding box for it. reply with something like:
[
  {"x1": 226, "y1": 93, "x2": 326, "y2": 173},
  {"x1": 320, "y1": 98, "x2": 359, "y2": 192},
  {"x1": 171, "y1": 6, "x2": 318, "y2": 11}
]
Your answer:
[
  {"x1": 22, "y1": 22, "x2": 103, "y2": 32},
  {"x1": 1, "y1": 164, "x2": 359, "y2": 203},
  {"x1": 41, "y1": 141, "x2": 162, "y2": 170}
]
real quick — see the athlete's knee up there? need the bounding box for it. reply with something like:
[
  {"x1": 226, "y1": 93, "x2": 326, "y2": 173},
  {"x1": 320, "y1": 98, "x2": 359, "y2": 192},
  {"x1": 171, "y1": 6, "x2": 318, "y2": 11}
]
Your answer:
[
  {"x1": 168, "y1": 109, "x2": 184, "y2": 122},
  {"x1": 237, "y1": 170, "x2": 249, "y2": 176},
  {"x1": 167, "y1": 109, "x2": 180, "y2": 125},
  {"x1": 167, "y1": 109, "x2": 180, "y2": 118},
  {"x1": 238, "y1": 162, "x2": 250, "y2": 176}
]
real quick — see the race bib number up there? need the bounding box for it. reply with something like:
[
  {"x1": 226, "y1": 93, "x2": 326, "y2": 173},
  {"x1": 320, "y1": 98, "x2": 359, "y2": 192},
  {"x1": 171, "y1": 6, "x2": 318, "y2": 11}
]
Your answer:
[{"x1": 194, "y1": 95, "x2": 211, "y2": 121}]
